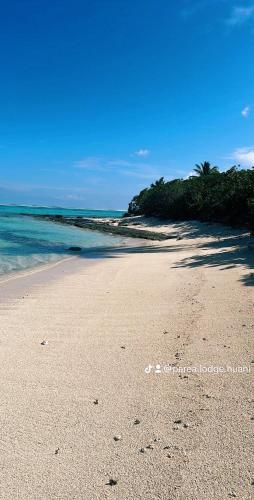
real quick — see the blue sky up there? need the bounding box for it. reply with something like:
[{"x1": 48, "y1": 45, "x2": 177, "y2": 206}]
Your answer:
[{"x1": 0, "y1": 0, "x2": 254, "y2": 209}]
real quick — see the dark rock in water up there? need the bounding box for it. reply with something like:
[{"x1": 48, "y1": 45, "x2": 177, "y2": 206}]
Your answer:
[{"x1": 68, "y1": 246, "x2": 82, "y2": 252}]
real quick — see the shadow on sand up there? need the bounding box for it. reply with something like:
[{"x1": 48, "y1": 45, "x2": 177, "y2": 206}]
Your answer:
[{"x1": 83, "y1": 232, "x2": 254, "y2": 287}]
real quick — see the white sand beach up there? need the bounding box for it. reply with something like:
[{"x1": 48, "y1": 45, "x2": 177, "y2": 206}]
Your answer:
[{"x1": 0, "y1": 220, "x2": 253, "y2": 499}]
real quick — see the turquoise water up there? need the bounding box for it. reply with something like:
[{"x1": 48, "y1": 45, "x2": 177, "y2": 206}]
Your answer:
[
  {"x1": 0, "y1": 205, "x2": 124, "y2": 218},
  {"x1": 0, "y1": 205, "x2": 125, "y2": 276}
]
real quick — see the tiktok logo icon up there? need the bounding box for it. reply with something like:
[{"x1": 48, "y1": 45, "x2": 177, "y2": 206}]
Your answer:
[
  {"x1": 145, "y1": 364, "x2": 162, "y2": 374},
  {"x1": 144, "y1": 364, "x2": 153, "y2": 374}
]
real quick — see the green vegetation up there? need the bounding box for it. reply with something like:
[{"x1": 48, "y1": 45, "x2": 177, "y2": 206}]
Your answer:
[
  {"x1": 126, "y1": 163, "x2": 254, "y2": 230},
  {"x1": 193, "y1": 161, "x2": 219, "y2": 176}
]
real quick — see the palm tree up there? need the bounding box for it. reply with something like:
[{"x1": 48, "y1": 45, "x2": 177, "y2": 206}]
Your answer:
[{"x1": 194, "y1": 161, "x2": 219, "y2": 176}]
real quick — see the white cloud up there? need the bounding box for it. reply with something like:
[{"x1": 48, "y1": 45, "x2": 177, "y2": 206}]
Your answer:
[
  {"x1": 229, "y1": 147, "x2": 254, "y2": 166},
  {"x1": 227, "y1": 5, "x2": 254, "y2": 26},
  {"x1": 63, "y1": 194, "x2": 84, "y2": 201},
  {"x1": 73, "y1": 156, "x2": 155, "y2": 174},
  {"x1": 184, "y1": 171, "x2": 197, "y2": 179},
  {"x1": 107, "y1": 159, "x2": 135, "y2": 168},
  {"x1": 72, "y1": 155, "x2": 174, "y2": 181},
  {"x1": 107, "y1": 159, "x2": 154, "y2": 169},
  {"x1": 73, "y1": 157, "x2": 102, "y2": 169},
  {"x1": 241, "y1": 106, "x2": 251, "y2": 117},
  {"x1": 120, "y1": 170, "x2": 160, "y2": 180},
  {"x1": 134, "y1": 148, "x2": 150, "y2": 157}
]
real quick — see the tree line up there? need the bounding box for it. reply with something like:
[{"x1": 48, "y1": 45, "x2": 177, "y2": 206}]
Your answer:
[{"x1": 126, "y1": 162, "x2": 254, "y2": 233}]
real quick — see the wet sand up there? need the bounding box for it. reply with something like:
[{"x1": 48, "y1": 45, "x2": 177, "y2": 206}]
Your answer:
[{"x1": 0, "y1": 220, "x2": 253, "y2": 499}]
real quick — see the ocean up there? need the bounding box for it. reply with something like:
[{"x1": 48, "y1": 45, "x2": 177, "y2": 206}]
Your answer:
[{"x1": 0, "y1": 205, "x2": 125, "y2": 276}]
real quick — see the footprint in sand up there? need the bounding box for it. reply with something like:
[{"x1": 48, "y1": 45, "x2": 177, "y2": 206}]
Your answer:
[{"x1": 173, "y1": 419, "x2": 190, "y2": 429}]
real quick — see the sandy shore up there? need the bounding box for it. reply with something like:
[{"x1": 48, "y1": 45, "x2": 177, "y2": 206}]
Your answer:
[{"x1": 0, "y1": 220, "x2": 253, "y2": 499}]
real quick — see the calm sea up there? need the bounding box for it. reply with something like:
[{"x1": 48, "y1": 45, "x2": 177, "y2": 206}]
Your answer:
[{"x1": 0, "y1": 205, "x2": 125, "y2": 276}]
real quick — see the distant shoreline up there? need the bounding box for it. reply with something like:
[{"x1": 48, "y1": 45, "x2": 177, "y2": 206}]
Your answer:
[{"x1": 0, "y1": 203, "x2": 125, "y2": 212}]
